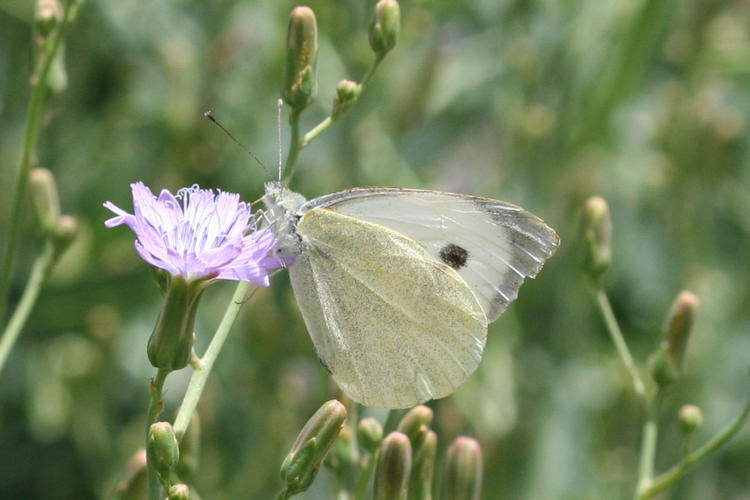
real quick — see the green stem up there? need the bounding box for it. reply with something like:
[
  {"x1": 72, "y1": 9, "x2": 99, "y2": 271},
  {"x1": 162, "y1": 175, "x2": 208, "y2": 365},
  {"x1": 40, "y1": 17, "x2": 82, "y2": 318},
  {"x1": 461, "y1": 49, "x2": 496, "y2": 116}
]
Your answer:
[
  {"x1": 593, "y1": 286, "x2": 648, "y2": 404},
  {"x1": 353, "y1": 451, "x2": 378, "y2": 500},
  {"x1": 173, "y1": 281, "x2": 254, "y2": 440},
  {"x1": 634, "y1": 391, "x2": 662, "y2": 499},
  {"x1": 300, "y1": 116, "x2": 334, "y2": 149},
  {"x1": 0, "y1": 239, "x2": 56, "y2": 375},
  {"x1": 382, "y1": 408, "x2": 402, "y2": 435},
  {"x1": 0, "y1": 0, "x2": 82, "y2": 329},
  {"x1": 147, "y1": 367, "x2": 169, "y2": 500},
  {"x1": 282, "y1": 56, "x2": 383, "y2": 184},
  {"x1": 282, "y1": 109, "x2": 302, "y2": 184},
  {"x1": 638, "y1": 397, "x2": 750, "y2": 499}
]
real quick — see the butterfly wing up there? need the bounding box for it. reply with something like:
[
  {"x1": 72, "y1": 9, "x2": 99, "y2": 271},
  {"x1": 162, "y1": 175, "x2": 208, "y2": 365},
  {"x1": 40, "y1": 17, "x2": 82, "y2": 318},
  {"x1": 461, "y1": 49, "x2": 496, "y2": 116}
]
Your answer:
[
  {"x1": 291, "y1": 207, "x2": 488, "y2": 409},
  {"x1": 302, "y1": 188, "x2": 559, "y2": 321}
]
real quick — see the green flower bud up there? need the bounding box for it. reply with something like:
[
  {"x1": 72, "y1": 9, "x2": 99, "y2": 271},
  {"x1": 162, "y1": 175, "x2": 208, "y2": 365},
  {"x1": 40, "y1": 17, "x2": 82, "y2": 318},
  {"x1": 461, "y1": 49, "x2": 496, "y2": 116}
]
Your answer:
[
  {"x1": 167, "y1": 483, "x2": 189, "y2": 500},
  {"x1": 649, "y1": 291, "x2": 699, "y2": 388},
  {"x1": 281, "y1": 6, "x2": 319, "y2": 111},
  {"x1": 176, "y1": 412, "x2": 200, "y2": 481},
  {"x1": 662, "y1": 291, "x2": 699, "y2": 369},
  {"x1": 678, "y1": 404, "x2": 704, "y2": 435},
  {"x1": 29, "y1": 168, "x2": 60, "y2": 232},
  {"x1": 369, "y1": 0, "x2": 400, "y2": 58},
  {"x1": 580, "y1": 196, "x2": 612, "y2": 280},
  {"x1": 396, "y1": 405, "x2": 433, "y2": 444},
  {"x1": 147, "y1": 422, "x2": 180, "y2": 482},
  {"x1": 34, "y1": 0, "x2": 62, "y2": 38},
  {"x1": 357, "y1": 416, "x2": 383, "y2": 453},
  {"x1": 332, "y1": 80, "x2": 362, "y2": 119},
  {"x1": 443, "y1": 437, "x2": 483, "y2": 500},
  {"x1": 112, "y1": 449, "x2": 147, "y2": 500},
  {"x1": 147, "y1": 275, "x2": 207, "y2": 371},
  {"x1": 648, "y1": 347, "x2": 680, "y2": 388},
  {"x1": 407, "y1": 429, "x2": 437, "y2": 500},
  {"x1": 373, "y1": 432, "x2": 412, "y2": 500},
  {"x1": 51, "y1": 215, "x2": 78, "y2": 259},
  {"x1": 326, "y1": 426, "x2": 357, "y2": 474},
  {"x1": 280, "y1": 400, "x2": 347, "y2": 496}
]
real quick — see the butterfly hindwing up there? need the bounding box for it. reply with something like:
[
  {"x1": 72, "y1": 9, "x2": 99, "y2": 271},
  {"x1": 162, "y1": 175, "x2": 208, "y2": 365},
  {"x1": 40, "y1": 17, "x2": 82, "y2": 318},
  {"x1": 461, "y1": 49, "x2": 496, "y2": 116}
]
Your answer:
[{"x1": 290, "y1": 207, "x2": 487, "y2": 409}]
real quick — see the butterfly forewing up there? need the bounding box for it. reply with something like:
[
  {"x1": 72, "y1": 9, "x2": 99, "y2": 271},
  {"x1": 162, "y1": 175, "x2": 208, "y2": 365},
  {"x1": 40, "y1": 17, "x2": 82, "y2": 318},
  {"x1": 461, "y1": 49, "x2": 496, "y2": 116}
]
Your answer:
[
  {"x1": 291, "y1": 208, "x2": 488, "y2": 409},
  {"x1": 303, "y1": 189, "x2": 560, "y2": 321}
]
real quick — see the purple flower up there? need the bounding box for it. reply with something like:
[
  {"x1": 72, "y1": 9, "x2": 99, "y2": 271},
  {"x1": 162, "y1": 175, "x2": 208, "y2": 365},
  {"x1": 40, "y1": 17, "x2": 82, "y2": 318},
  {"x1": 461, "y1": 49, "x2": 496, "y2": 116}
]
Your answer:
[{"x1": 104, "y1": 182, "x2": 281, "y2": 285}]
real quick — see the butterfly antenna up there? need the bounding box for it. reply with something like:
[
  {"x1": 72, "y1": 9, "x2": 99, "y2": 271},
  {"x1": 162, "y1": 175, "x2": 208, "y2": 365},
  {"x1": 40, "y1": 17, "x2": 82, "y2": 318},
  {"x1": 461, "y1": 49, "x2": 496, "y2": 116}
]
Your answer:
[
  {"x1": 204, "y1": 110, "x2": 269, "y2": 176},
  {"x1": 276, "y1": 99, "x2": 284, "y2": 182}
]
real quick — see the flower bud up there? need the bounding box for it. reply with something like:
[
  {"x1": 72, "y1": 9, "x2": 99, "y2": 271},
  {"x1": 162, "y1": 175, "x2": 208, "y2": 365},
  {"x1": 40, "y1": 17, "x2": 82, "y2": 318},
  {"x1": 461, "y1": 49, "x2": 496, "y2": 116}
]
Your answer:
[
  {"x1": 29, "y1": 168, "x2": 60, "y2": 232},
  {"x1": 34, "y1": 0, "x2": 62, "y2": 38},
  {"x1": 369, "y1": 0, "x2": 400, "y2": 58},
  {"x1": 662, "y1": 291, "x2": 699, "y2": 369},
  {"x1": 443, "y1": 437, "x2": 483, "y2": 500},
  {"x1": 51, "y1": 215, "x2": 78, "y2": 258},
  {"x1": 112, "y1": 449, "x2": 147, "y2": 500},
  {"x1": 147, "y1": 275, "x2": 207, "y2": 371},
  {"x1": 331, "y1": 80, "x2": 362, "y2": 119},
  {"x1": 326, "y1": 426, "x2": 357, "y2": 474},
  {"x1": 281, "y1": 6, "x2": 319, "y2": 111},
  {"x1": 280, "y1": 400, "x2": 347, "y2": 495},
  {"x1": 147, "y1": 422, "x2": 180, "y2": 481},
  {"x1": 408, "y1": 429, "x2": 437, "y2": 500},
  {"x1": 176, "y1": 412, "x2": 200, "y2": 481},
  {"x1": 167, "y1": 483, "x2": 189, "y2": 500},
  {"x1": 648, "y1": 347, "x2": 680, "y2": 388},
  {"x1": 397, "y1": 405, "x2": 433, "y2": 444},
  {"x1": 373, "y1": 432, "x2": 412, "y2": 500},
  {"x1": 580, "y1": 196, "x2": 612, "y2": 279},
  {"x1": 358, "y1": 416, "x2": 383, "y2": 453},
  {"x1": 678, "y1": 404, "x2": 704, "y2": 435}
]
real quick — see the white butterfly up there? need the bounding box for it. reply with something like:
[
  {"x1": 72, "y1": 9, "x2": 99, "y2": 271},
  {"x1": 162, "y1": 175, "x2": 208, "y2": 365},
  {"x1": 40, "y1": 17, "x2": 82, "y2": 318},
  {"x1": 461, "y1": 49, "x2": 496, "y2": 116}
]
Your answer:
[{"x1": 264, "y1": 181, "x2": 559, "y2": 409}]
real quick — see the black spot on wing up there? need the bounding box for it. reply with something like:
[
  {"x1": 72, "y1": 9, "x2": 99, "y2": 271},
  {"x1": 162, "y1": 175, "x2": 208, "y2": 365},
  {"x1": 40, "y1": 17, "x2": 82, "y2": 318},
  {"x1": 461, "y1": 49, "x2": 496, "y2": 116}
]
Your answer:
[{"x1": 439, "y1": 243, "x2": 469, "y2": 270}]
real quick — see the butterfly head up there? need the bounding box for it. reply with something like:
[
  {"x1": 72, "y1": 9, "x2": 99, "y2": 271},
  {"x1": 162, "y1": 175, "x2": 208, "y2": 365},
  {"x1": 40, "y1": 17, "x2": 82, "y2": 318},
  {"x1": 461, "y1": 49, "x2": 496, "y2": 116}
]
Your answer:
[{"x1": 263, "y1": 181, "x2": 308, "y2": 262}]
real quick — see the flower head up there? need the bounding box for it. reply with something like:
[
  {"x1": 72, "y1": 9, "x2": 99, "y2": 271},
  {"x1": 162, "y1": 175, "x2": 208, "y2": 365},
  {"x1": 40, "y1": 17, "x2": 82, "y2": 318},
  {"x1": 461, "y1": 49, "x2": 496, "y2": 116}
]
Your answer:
[{"x1": 104, "y1": 182, "x2": 280, "y2": 285}]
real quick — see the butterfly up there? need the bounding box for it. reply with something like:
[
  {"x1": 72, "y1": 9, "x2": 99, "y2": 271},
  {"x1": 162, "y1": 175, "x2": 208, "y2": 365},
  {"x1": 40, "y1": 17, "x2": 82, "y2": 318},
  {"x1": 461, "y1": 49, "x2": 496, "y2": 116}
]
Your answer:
[{"x1": 264, "y1": 181, "x2": 559, "y2": 409}]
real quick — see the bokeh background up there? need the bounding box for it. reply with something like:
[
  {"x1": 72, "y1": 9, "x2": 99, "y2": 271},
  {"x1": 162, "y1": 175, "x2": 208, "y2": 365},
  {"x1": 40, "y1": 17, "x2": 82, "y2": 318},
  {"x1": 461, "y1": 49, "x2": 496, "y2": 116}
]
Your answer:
[{"x1": 1, "y1": 0, "x2": 749, "y2": 498}]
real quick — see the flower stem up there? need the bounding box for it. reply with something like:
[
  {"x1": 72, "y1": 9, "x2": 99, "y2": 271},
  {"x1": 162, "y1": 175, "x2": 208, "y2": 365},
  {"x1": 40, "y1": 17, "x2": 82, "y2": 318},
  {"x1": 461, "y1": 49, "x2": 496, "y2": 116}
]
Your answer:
[
  {"x1": 634, "y1": 391, "x2": 662, "y2": 499},
  {"x1": 0, "y1": 240, "x2": 55, "y2": 375},
  {"x1": 282, "y1": 56, "x2": 383, "y2": 184},
  {"x1": 353, "y1": 451, "x2": 378, "y2": 500},
  {"x1": 638, "y1": 397, "x2": 750, "y2": 499},
  {"x1": 147, "y1": 367, "x2": 169, "y2": 500},
  {"x1": 592, "y1": 286, "x2": 648, "y2": 404},
  {"x1": 282, "y1": 109, "x2": 302, "y2": 184},
  {"x1": 172, "y1": 281, "x2": 254, "y2": 440},
  {"x1": 0, "y1": 0, "x2": 82, "y2": 329}
]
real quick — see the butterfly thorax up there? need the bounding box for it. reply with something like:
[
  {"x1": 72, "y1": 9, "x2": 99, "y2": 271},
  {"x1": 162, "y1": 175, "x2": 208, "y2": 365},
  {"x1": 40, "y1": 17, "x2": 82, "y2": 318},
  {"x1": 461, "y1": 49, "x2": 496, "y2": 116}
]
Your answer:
[{"x1": 263, "y1": 181, "x2": 308, "y2": 261}]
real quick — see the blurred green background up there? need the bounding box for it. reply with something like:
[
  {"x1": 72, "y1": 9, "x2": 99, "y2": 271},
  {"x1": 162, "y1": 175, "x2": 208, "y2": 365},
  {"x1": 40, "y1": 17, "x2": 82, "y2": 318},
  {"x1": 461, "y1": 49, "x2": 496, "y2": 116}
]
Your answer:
[{"x1": 1, "y1": 0, "x2": 749, "y2": 498}]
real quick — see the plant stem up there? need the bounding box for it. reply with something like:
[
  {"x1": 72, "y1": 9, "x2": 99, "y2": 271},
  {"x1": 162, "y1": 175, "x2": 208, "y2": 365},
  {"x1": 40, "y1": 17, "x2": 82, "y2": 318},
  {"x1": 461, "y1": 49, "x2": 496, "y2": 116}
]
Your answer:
[
  {"x1": 300, "y1": 116, "x2": 333, "y2": 149},
  {"x1": 353, "y1": 451, "x2": 378, "y2": 500},
  {"x1": 0, "y1": 0, "x2": 82, "y2": 329},
  {"x1": 634, "y1": 391, "x2": 662, "y2": 499},
  {"x1": 282, "y1": 109, "x2": 302, "y2": 184},
  {"x1": 0, "y1": 240, "x2": 55, "y2": 375},
  {"x1": 282, "y1": 56, "x2": 383, "y2": 184},
  {"x1": 173, "y1": 281, "x2": 254, "y2": 440},
  {"x1": 638, "y1": 397, "x2": 750, "y2": 499},
  {"x1": 147, "y1": 367, "x2": 169, "y2": 500},
  {"x1": 382, "y1": 408, "x2": 402, "y2": 435},
  {"x1": 593, "y1": 287, "x2": 648, "y2": 404}
]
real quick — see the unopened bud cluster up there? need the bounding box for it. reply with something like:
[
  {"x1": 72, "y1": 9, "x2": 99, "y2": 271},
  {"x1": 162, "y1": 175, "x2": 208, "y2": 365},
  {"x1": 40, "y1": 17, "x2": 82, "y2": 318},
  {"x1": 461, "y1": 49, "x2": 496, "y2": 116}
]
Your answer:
[{"x1": 29, "y1": 168, "x2": 78, "y2": 258}]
